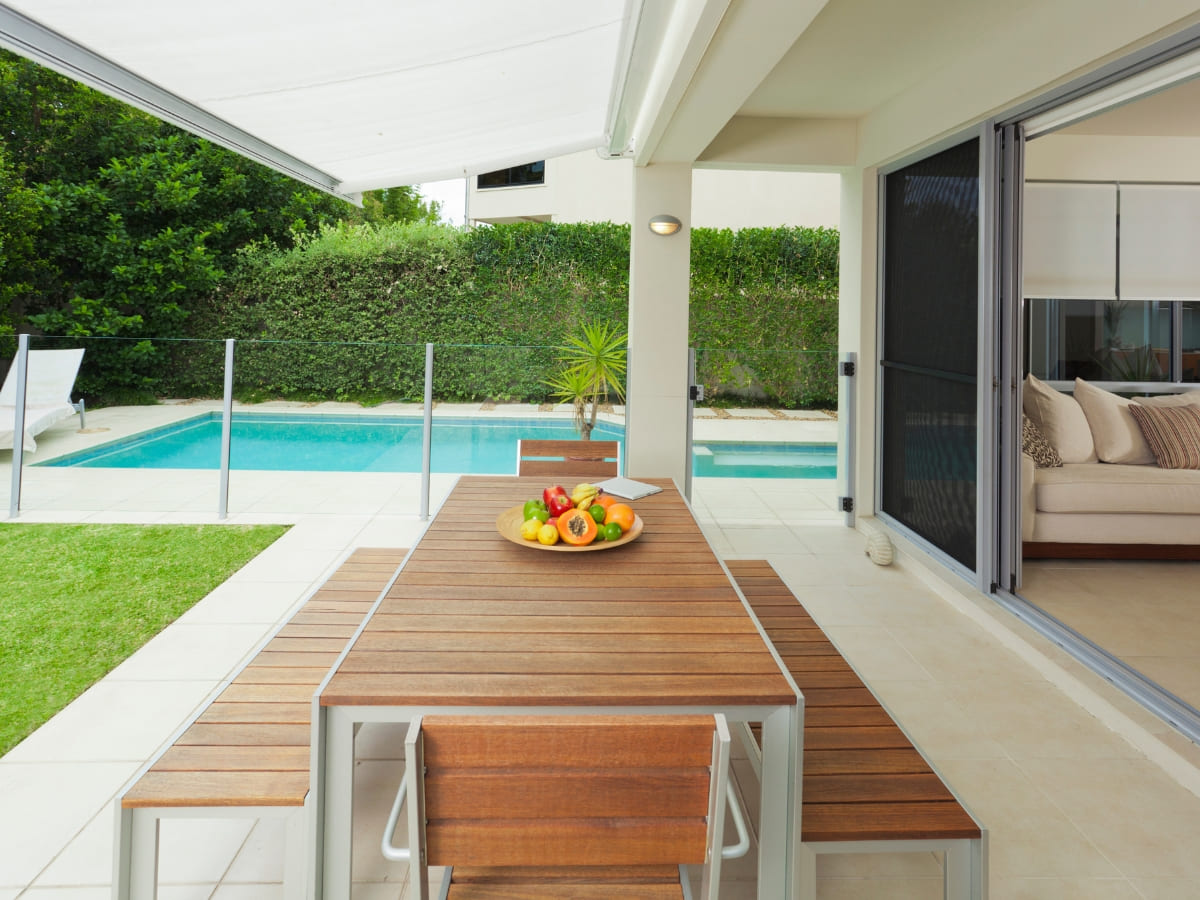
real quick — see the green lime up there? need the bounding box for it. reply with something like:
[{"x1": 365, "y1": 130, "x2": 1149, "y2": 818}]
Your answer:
[
  {"x1": 603, "y1": 521, "x2": 623, "y2": 542},
  {"x1": 588, "y1": 504, "x2": 606, "y2": 524},
  {"x1": 593, "y1": 527, "x2": 606, "y2": 541}
]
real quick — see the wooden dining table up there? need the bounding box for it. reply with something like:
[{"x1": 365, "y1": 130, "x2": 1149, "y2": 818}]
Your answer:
[{"x1": 311, "y1": 475, "x2": 804, "y2": 899}]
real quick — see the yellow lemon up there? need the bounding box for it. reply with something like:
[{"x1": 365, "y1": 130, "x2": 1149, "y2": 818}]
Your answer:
[
  {"x1": 536, "y1": 523, "x2": 560, "y2": 545},
  {"x1": 519, "y1": 518, "x2": 541, "y2": 541}
]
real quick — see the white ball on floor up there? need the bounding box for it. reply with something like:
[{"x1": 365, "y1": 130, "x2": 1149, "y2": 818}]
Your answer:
[{"x1": 865, "y1": 531, "x2": 894, "y2": 566}]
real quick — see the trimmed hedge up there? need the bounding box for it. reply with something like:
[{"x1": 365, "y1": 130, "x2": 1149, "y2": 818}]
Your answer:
[{"x1": 169, "y1": 221, "x2": 839, "y2": 407}]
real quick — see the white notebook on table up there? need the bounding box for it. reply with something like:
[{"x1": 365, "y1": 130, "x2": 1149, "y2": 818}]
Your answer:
[{"x1": 593, "y1": 477, "x2": 663, "y2": 500}]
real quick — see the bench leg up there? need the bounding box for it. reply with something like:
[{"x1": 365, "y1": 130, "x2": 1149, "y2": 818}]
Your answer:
[
  {"x1": 284, "y1": 804, "x2": 309, "y2": 900},
  {"x1": 945, "y1": 836, "x2": 987, "y2": 900},
  {"x1": 112, "y1": 807, "x2": 160, "y2": 900},
  {"x1": 797, "y1": 844, "x2": 817, "y2": 900}
]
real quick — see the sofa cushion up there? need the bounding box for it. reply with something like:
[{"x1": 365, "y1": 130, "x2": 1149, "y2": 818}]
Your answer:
[
  {"x1": 1129, "y1": 404, "x2": 1200, "y2": 470},
  {"x1": 1035, "y1": 462, "x2": 1200, "y2": 515},
  {"x1": 1072, "y1": 378, "x2": 1155, "y2": 465},
  {"x1": 1022, "y1": 374, "x2": 1097, "y2": 463},
  {"x1": 1022, "y1": 415, "x2": 1062, "y2": 468},
  {"x1": 1139, "y1": 391, "x2": 1200, "y2": 408}
]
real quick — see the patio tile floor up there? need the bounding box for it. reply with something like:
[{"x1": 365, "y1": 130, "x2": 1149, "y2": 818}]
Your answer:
[{"x1": 2, "y1": 405, "x2": 1199, "y2": 898}]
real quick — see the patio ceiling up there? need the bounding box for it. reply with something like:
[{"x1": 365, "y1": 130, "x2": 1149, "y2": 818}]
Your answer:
[{"x1": 0, "y1": 0, "x2": 634, "y2": 200}]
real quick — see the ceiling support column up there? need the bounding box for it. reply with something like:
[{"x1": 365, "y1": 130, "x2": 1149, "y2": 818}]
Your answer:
[{"x1": 626, "y1": 163, "x2": 692, "y2": 483}]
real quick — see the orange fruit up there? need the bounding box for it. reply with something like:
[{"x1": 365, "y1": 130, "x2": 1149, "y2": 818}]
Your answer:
[
  {"x1": 593, "y1": 493, "x2": 618, "y2": 511},
  {"x1": 604, "y1": 503, "x2": 635, "y2": 533}
]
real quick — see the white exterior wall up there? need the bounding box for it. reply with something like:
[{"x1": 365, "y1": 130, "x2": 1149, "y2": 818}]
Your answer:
[{"x1": 468, "y1": 149, "x2": 839, "y2": 228}]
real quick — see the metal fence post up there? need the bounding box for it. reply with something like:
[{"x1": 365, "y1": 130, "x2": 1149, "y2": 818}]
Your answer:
[
  {"x1": 420, "y1": 343, "x2": 434, "y2": 520},
  {"x1": 218, "y1": 338, "x2": 235, "y2": 519},
  {"x1": 8, "y1": 333, "x2": 30, "y2": 518}
]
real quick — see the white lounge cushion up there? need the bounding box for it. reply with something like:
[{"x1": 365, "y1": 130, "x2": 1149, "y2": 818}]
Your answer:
[
  {"x1": 1034, "y1": 462, "x2": 1200, "y2": 515},
  {"x1": 1033, "y1": 511, "x2": 1200, "y2": 545},
  {"x1": 1022, "y1": 374, "x2": 1096, "y2": 463},
  {"x1": 0, "y1": 348, "x2": 84, "y2": 452},
  {"x1": 1072, "y1": 378, "x2": 1155, "y2": 465},
  {"x1": 0, "y1": 403, "x2": 76, "y2": 452}
]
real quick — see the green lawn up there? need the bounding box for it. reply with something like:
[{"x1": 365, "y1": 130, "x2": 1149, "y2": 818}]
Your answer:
[{"x1": 0, "y1": 523, "x2": 289, "y2": 756}]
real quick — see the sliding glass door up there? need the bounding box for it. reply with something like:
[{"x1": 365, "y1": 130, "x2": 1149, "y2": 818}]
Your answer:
[{"x1": 879, "y1": 139, "x2": 981, "y2": 572}]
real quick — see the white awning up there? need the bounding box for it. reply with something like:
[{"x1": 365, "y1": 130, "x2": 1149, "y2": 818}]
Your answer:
[{"x1": 0, "y1": 1, "x2": 633, "y2": 200}]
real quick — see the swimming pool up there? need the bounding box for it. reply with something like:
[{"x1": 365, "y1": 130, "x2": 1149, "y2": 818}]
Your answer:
[{"x1": 39, "y1": 412, "x2": 836, "y2": 479}]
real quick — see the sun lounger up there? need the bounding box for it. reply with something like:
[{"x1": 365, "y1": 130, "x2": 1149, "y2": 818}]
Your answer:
[{"x1": 0, "y1": 348, "x2": 85, "y2": 451}]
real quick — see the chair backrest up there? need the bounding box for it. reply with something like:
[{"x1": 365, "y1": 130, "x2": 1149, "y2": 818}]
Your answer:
[
  {"x1": 0, "y1": 349, "x2": 84, "y2": 407},
  {"x1": 516, "y1": 439, "x2": 620, "y2": 477},
  {"x1": 404, "y1": 714, "x2": 729, "y2": 898}
]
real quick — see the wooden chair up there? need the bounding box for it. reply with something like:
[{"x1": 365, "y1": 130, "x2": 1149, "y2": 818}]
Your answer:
[
  {"x1": 382, "y1": 714, "x2": 745, "y2": 900},
  {"x1": 516, "y1": 438, "x2": 620, "y2": 477}
]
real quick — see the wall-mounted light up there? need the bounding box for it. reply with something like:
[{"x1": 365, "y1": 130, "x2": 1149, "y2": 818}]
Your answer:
[{"x1": 648, "y1": 214, "x2": 682, "y2": 236}]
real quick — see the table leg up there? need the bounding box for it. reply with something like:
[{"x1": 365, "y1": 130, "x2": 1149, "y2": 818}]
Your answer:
[
  {"x1": 317, "y1": 708, "x2": 356, "y2": 900},
  {"x1": 758, "y1": 702, "x2": 802, "y2": 900}
]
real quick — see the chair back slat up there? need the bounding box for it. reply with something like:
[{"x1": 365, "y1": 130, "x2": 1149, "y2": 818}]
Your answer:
[{"x1": 516, "y1": 439, "x2": 619, "y2": 477}]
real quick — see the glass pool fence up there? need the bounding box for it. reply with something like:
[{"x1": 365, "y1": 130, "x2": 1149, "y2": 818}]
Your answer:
[{"x1": 3, "y1": 334, "x2": 839, "y2": 518}]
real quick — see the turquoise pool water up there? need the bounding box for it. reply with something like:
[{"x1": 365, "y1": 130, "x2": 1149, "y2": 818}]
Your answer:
[{"x1": 39, "y1": 413, "x2": 836, "y2": 478}]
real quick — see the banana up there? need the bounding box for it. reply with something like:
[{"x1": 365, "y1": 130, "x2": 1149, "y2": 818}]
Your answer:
[{"x1": 571, "y1": 482, "x2": 599, "y2": 508}]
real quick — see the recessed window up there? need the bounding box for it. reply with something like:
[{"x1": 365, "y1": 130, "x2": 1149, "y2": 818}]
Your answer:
[
  {"x1": 477, "y1": 161, "x2": 545, "y2": 189},
  {"x1": 1025, "y1": 299, "x2": 1200, "y2": 382}
]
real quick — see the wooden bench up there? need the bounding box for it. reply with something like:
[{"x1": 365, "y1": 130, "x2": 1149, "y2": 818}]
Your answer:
[
  {"x1": 385, "y1": 714, "x2": 735, "y2": 900},
  {"x1": 726, "y1": 559, "x2": 988, "y2": 900},
  {"x1": 113, "y1": 546, "x2": 408, "y2": 900}
]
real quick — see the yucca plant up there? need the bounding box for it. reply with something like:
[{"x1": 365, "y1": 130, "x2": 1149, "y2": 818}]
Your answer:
[{"x1": 545, "y1": 321, "x2": 627, "y2": 439}]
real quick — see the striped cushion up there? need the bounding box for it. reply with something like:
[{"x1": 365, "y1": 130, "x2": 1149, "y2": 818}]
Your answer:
[{"x1": 1129, "y1": 404, "x2": 1200, "y2": 470}]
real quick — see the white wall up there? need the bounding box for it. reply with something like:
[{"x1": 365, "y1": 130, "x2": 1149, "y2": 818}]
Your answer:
[
  {"x1": 467, "y1": 150, "x2": 840, "y2": 228},
  {"x1": 1025, "y1": 134, "x2": 1200, "y2": 181},
  {"x1": 856, "y1": 2, "x2": 1200, "y2": 170}
]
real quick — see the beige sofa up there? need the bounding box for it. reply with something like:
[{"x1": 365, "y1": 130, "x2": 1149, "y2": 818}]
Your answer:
[{"x1": 1022, "y1": 376, "x2": 1200, "y2": 557}]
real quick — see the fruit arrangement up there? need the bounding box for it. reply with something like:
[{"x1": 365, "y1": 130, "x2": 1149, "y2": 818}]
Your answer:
[{"x1": 519, "y1": 483, "x2": 637, "y2": 547}]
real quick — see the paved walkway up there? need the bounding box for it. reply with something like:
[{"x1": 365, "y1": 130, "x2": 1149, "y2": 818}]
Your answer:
[{"x1": 2, "y1": 405, "x2": 1199, "y2": 899}]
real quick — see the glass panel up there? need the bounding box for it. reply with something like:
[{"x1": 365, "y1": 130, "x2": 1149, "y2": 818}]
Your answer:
[
  {"x1": 881, "y1": 368, "x2": 977, "y2": 569},
  {"x1": 690, "y1": 347, "x2": 838, "y2": 481},
  {"x1": 880, "y1": 138, "x2": 979, "y2": 569},
  {"x1": 1025, "y1": 299, "x2": 1171, "y2": 381},
  {"x1": 1184, "y1": 302, "x2": 1200, "y2": 382},
  {"x1": 477, "y1": 161, "x2": 545, "y2": 189}
]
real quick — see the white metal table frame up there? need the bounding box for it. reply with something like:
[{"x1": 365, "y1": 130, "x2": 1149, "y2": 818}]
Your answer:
[{"x1": 310, "y1": 699, "x2": 801, "y2": 900}]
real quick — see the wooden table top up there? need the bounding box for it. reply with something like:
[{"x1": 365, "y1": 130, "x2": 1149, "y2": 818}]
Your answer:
[{"x1": 320, "y1": 476, "x2": 796, "y2": 709}]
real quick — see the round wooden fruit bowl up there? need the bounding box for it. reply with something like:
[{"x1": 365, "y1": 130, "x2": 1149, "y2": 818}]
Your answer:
[{"x1": 495, "y1": 505, "x2": 644, "y2": 552}]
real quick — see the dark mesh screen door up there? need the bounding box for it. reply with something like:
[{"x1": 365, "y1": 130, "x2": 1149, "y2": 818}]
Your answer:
[{"x1": 881, "y1": 139, "x2": 979, "y2": 570}]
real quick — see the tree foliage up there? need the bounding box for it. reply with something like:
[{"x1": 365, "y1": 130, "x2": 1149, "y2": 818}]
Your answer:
[
  {"x1": 355, "y1": 186, "x2": 442, "y2": 226},
  {"x1": 0, "y1": 50, "x2": 353, "y2": 398}
]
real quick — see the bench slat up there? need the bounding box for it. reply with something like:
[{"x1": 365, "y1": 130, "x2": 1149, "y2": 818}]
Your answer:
[
  {"x1": 152, "y1": 745, "x2": 309, "y2": 771},
  {"x1": 803, "y1": 801, "x2": 982, "y2": 842},
  {"x1": 178, "y1": 722, "x2": 310, "y2": 746},
  {"x1": 195, "y1": 702, "x2": 311, "y2": 724},
  {"x1": 122, "y1": 770, "x2": 310, "y2": 808}
]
